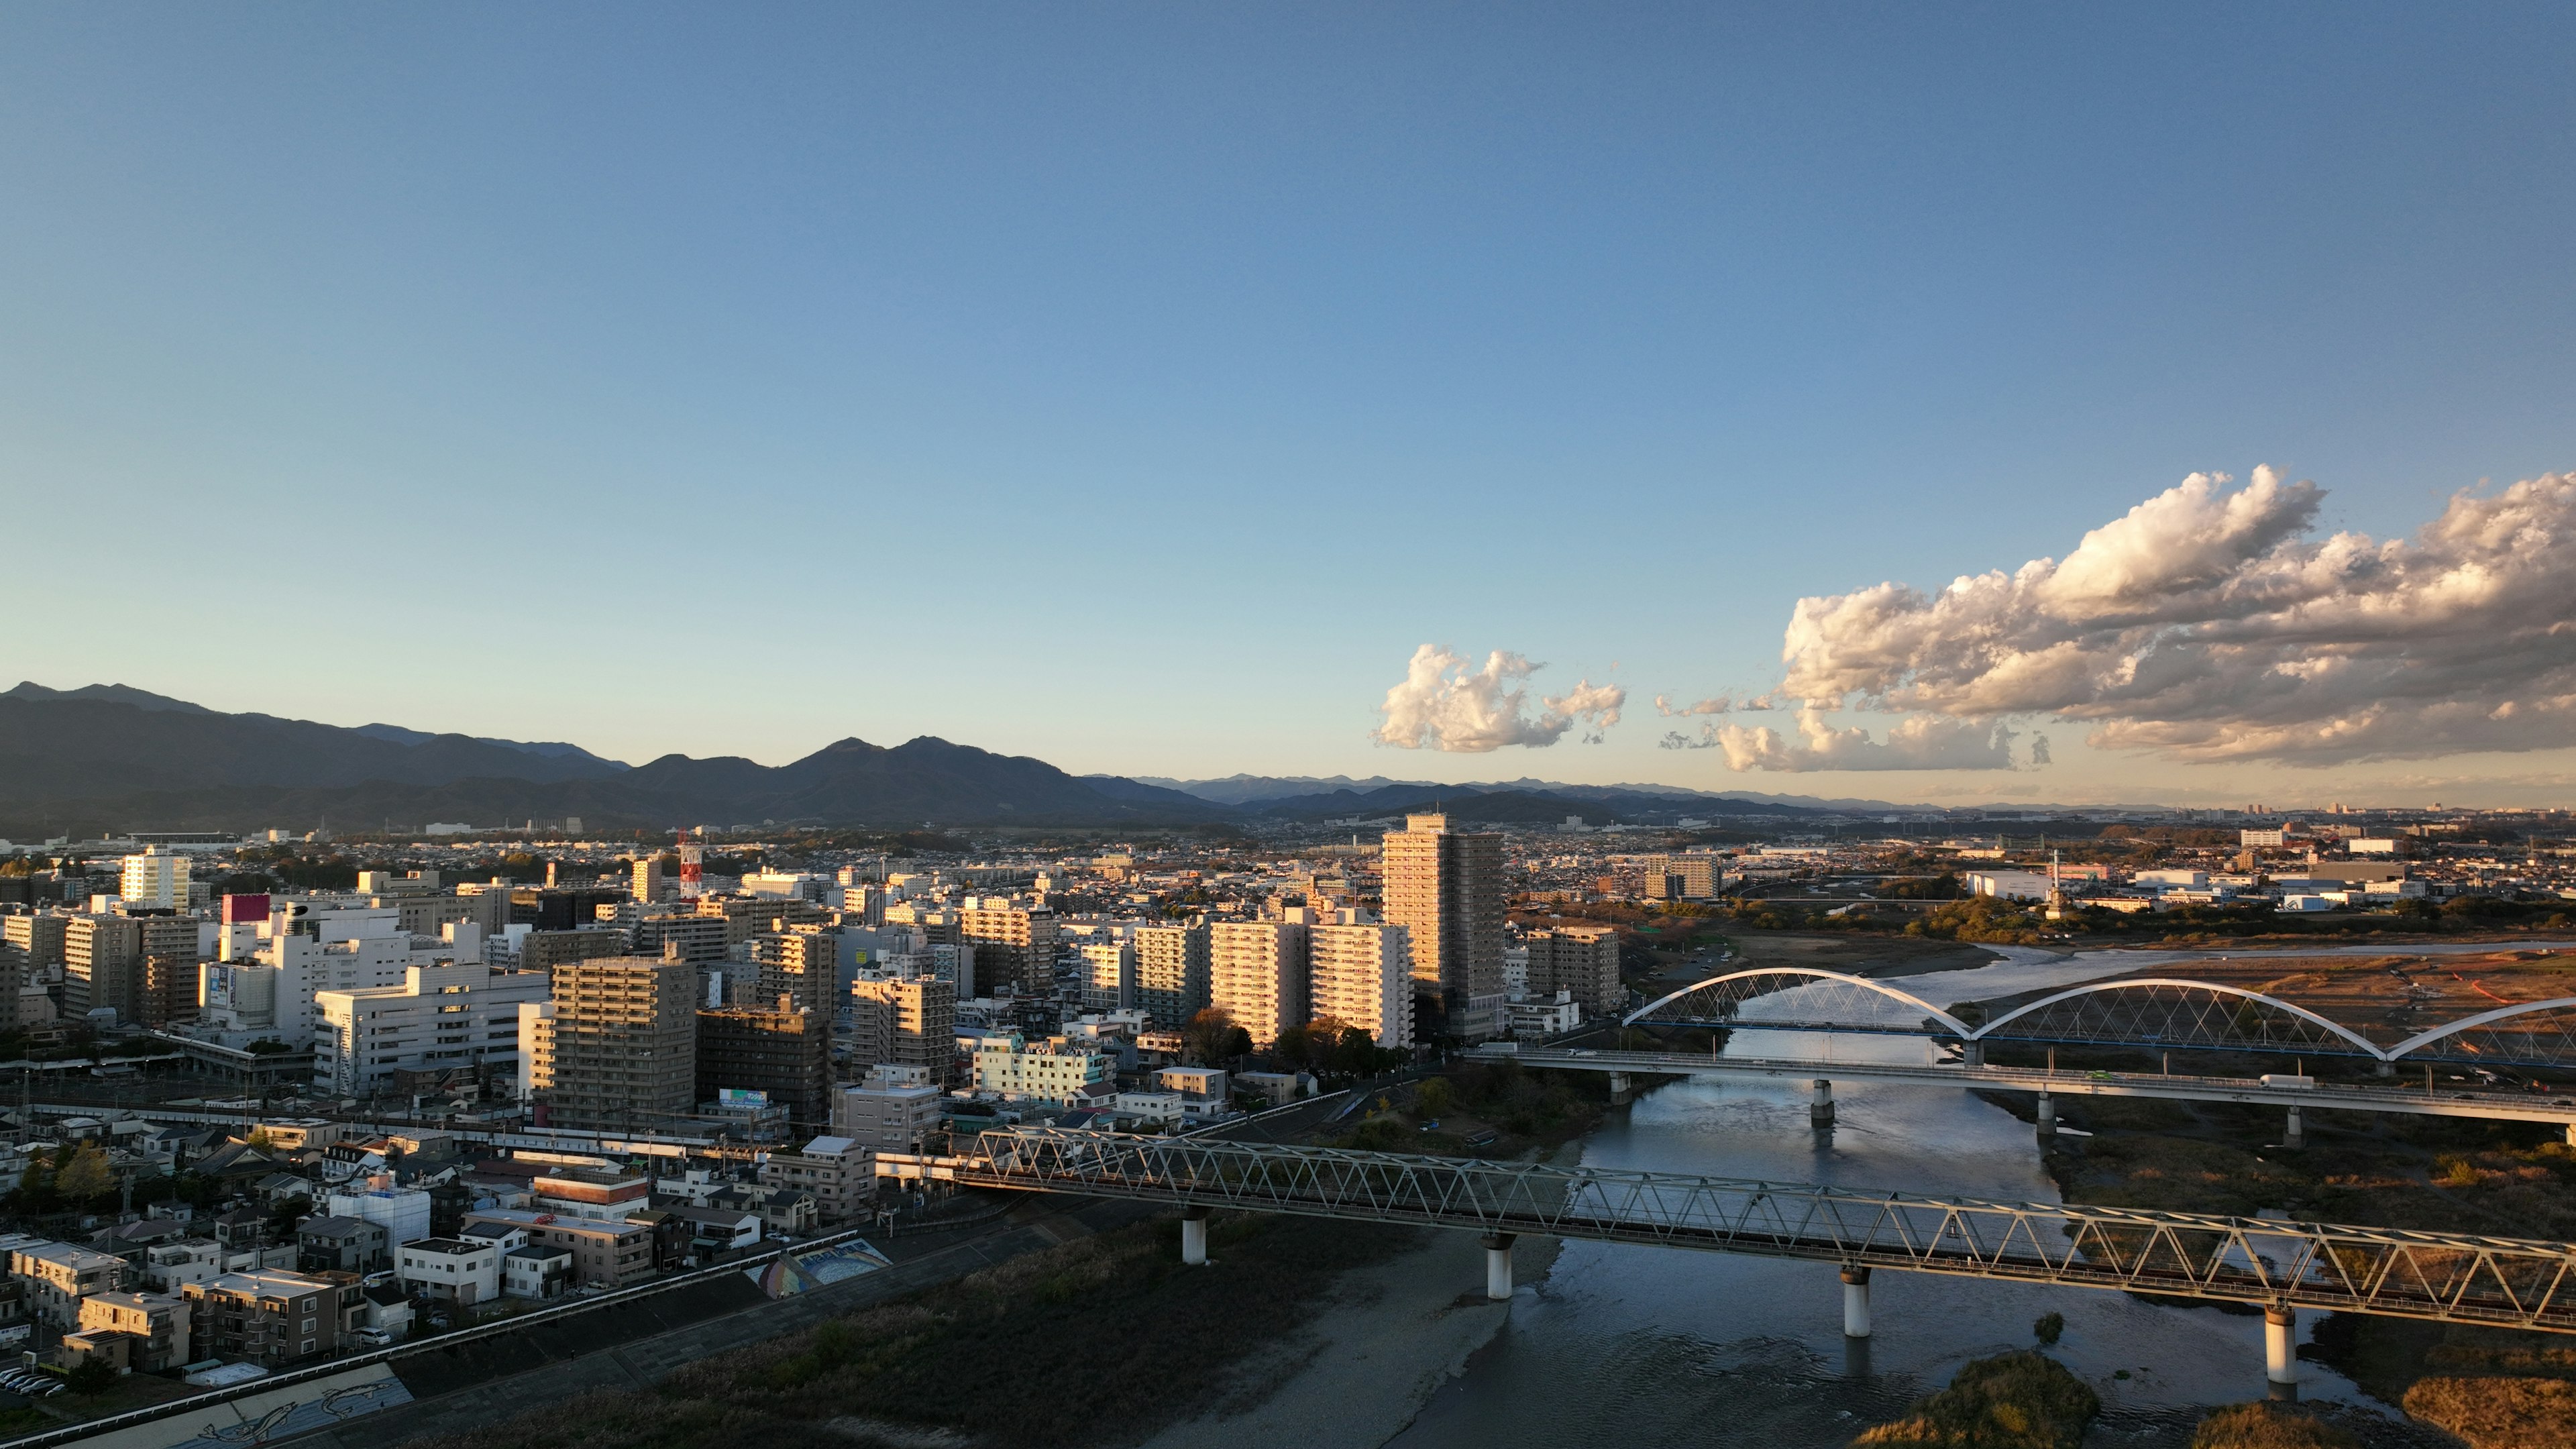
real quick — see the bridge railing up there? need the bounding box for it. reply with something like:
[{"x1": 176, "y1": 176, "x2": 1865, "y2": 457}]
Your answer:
[{"x1": 955, "y1": 1128, "x2": 2576, "y2": 1332}]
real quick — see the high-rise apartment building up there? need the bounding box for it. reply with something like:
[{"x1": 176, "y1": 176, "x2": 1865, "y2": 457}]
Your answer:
[
  {"x1": 526, "y1": 956, "x2": 696, "y2": 1132},
  {"x1": 5, "y1": 914, "x2": 67, "y2": 976},
  {"x1": 1521, "y1": 924, "x2": 1624, "y2": 1014},
  {"x1": 63, "y1": 914, "x2": 142, "y2": 1021},
  {"x1": 1309, "y1": 916, "x2": 1414, "y2": 1050},
  {"x1": 960, "y1": 903, "x2": 1059, "y2": 997},
  {"x1": 752, "y1": 927, "x2": 839, "y2": 1016},
  {"x1": 1210, "y1": 918, "x2": 1308, "y2": 1047},
  {"x1": 119, "y1": 847, "x2": 191, "y2": 910},
  {"x1": 1132, "y1": 922, "x2": 1210, "y2": 1030},
  {"x1": 1078, "y1": 941, "x2": 1134, "y2": 1012},
  {"x1": 136, "y1": 915, "x2": 199, "y2": 1026},
  {"x1": 847, "y1": 974, "x2": 957, "y2": 1085},
  {"x1": 631, "y1": 856, "x2": 666, "y2": 904},
  {"x1": 1381, "y1": 813, "x2": 1506, "y2": 1040},
  {"x1": 695, "y1": 1005, "x2": 832, "y2": 1131}
]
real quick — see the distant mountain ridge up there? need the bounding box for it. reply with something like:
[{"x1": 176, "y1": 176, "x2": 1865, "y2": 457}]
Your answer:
[{"x1": 0, "y1": 684, "x2": 1220, "y2": 833}]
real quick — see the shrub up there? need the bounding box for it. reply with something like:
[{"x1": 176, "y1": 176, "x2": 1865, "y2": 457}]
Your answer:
[
  {"x1": 2031, "y1": 1312, "x2": 2063, "y2": 1345},
  {"x1": 2186, "y1": 1403, "x2": 2359, "y2": 1448},
  {"x1": 1850, "y1": 1351, "x2": 2098, "y2": 1448},
  {"x1": 2402, "y1": 1375, "x2": 2576, "y2": 1449}
]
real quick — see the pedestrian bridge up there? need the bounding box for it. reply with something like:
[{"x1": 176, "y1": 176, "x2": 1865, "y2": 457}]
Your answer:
[
  {"x1": 879, "y1": 1127, "x2": 2576, "y2": 1336},
  {"x1": 1624, "y1": 967, "x2": 2576, "y2": 1069}
]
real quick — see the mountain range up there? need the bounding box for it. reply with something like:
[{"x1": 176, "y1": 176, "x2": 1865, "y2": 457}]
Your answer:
[{"x1": 1, "y1": 684, "x2": 2086, "y2": 838}]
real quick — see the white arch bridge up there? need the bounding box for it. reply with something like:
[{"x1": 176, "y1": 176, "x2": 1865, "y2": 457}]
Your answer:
[{"x1": 1619, "y1": 967, "x2": 2576, "y2": 1071}]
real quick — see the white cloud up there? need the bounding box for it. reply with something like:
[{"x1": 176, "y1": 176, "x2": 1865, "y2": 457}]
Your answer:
[
  {"x1": 1771, "y1": 468, "x2": 2576, "y2": 766},
  {"x1": 1373, "y1": 645, "x2": 1627, "y2": 752},
  {"x1": 1655, "y1": 694, "x2": 1733, "y2": 716},
  {"x1": 1708, "y1": 709, "x2": 2022, "y2": 772}
]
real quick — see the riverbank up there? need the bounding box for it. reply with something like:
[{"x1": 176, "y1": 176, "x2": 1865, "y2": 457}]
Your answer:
[{"x1": 1135, "y1": 1230, "x2": 1566, "y2": 1449}]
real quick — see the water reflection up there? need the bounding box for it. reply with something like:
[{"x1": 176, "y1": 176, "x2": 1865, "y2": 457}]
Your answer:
[{"x1": 1384, "y1": 949, "x2": 2424, "y2": 1449}]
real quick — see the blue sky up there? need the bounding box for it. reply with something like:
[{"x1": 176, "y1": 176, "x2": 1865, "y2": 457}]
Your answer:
[{"x1": 5, "y1": 5, "x2": 2573, "y2": 804}]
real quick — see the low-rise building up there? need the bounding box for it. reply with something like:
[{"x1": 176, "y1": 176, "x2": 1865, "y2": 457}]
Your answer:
[
  {"x1": 396, "y1": 1238, "x2": 500, "y2": 1306},
  {"x1": 831, "y1": 1064, "x2": 943, "y2": 1154},
  {"x1": 502, "y1": 1244, "x2": 574, "y2": 1300},
  {"x1": 10, "y1": 1242, "x2": 129, "y2": 1328},
  {"x1": 181, "y1": 1270, "x2": 345, "y2": 1368},
  {"x1": 758, "y1": 1136, "x2": 873, "y2": 1224},
  {"x1": 297, "y1": 1216, "x2": 390, "y2": 1275},
  {"x1": 971, "y1": 1032, "x2": 1114, "y2": 1108},
  {"x1": 76, "y1": 1291, "x2": 191, "y2": 1371},
  {"x1": 460, "y1": 1210, "x2": 655, "y2": 1289}
]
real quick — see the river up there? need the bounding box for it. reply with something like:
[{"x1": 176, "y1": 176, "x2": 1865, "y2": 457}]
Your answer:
[{"x1": 1381, "y1": 943, "x2": 2558, "y2": 1448}]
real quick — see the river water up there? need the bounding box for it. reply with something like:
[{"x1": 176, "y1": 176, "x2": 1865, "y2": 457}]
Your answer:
[{"x1": 1383, "y1": 943, "x2": 2558, "y2": 1448}]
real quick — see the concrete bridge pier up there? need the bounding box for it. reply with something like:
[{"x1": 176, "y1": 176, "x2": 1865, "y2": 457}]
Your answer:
[
  {"x1": 1483, "y1": 1233, "x2": 1516, "y2": 1300},
  {"x1": 1960, "y1": 1041, "x2": 1982, "y2": 1066},
  {"x1": 2265, "y1": 1305, "x2": 2299, "y2": 1399},
  {"x1": 2035, "y1": 1091, "x2": 2055, "y2": 1136},
  {"x1": 1840, "y1": 1265, "x2": 1872, "y2": 1338},
  {"x1": 2375, "y1": 1060, "x2": 2396, "y2": 1077},
  {"x1": 1608, "y1": 1071, "x2": 1633, "y2": 1106},
  {"x1": 1181, "y1": 1207, "x2": 1212, "y2": 1266},
  {"x1": 2284, "y1": 1106, "x2": 2305, "y2": 1149},
  {"x1": 1811, "y1": 1079, "x2": 1836, "y2": 1128}
]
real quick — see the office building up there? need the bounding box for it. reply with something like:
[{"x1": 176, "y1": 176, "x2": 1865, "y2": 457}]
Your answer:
[
  {"x1": 118, "y1": 847, "x2": 190, "y2": 911},
  {"x1": 696, "y1": 1005, "x2": 832, "y2": 1131},
  {"x1": 1381, "y1": 813, "x2": 1506, "y2": 1040},
  {"x1": 959, "y1": 903, "x2": 1059, "y2": 996},
  {"x1": 847, "y1": 975, "x2": 957, "y2": 1085},
  {"x1": 1210, "y1": 918, "x2": 1308, "y2": 1048},
  {"x1": 1132, "y1": 923, "x2": 1210, "y2": 1030},
  {"x1": 632, "y1": 856, "x2": 666, "y2": 904},
  {"x1": 1521, "y1": 924, "x2": 1623, "y2": 1014},
  {"x1": 1308, "y1": 916, "x2": 1415, "y2": 1050},
  {"x1": 315, "y1": 962, "x2": 549, "y2": 1097},
  {"x1": 526, "y1": 956, "x2": 696, "y2": 1132}
]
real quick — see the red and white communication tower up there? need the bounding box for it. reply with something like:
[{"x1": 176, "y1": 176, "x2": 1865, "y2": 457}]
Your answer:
[{"x1": 678, "y1": 826, "x2": 705, "y2": 900}]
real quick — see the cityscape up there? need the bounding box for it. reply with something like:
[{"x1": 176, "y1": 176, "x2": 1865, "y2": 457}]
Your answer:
[{"x1": 6, "y1": 7, "x2": 2576, "y2": 1449}]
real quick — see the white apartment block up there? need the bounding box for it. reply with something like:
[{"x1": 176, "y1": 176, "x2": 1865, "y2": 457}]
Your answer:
[
  {"x1": 971, "y1": 1032, "x2": 1112, "y2": 1108},
  {"x1": 833, "y1": 1064, "x2": 943, "y2": 1153},
  {"x1": 119, "y1": 847, "x2": 191, "y2": 910},
  {"x1": 1309, "y1": 918, "x2": 1414, "y2": 1050},
  {"x1": 1210, "y1": 918, "x2": 1308, "y2": 1047},
  {"x1": 315, "y1": 961, "x2": 549, "y2": 1095}
]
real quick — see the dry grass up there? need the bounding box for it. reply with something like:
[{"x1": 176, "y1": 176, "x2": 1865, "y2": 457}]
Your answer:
[
  {"x1": 405, "y1": 1212, "x2": 1418, "y2": 1449},
  {"x1": 2186, "y1": 1403, "x2": 2359, "y2": 1448},
  {"x1": 1848, "y1": 1351, "x2": 2097, "y2": 1448},
  {"x1": 2402, "y1": 1375, "x2": 2576, "y2": 1449}
]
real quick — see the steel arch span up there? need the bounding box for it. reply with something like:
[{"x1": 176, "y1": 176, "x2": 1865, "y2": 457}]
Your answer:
[
  {"x1": 1623, "y1": 967, "x2": 1976, "y2": 1038},
  {"x1": 1967, "y1": 978, "x2": 2388, "y2": 1060},
  {"x1": 2387, "y1": 998, "x2": 2576, "y2": 1068}
]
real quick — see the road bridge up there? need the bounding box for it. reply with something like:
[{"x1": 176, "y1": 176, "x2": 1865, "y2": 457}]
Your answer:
[
  {"x1": 1624, "y1": 965, "x2": 2576, "y2": 1071},
  {"x1": 1473, "y1": 1044, "x2": 2576, "y2": 1143},
  {"x1": 880, "y1": 1126, "x2": 2576, "y2": 1394}
]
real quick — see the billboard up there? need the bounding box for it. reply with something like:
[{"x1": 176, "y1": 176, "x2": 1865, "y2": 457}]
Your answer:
[{"x1": 717, "y1": 1088, "x2": 771, "y2": 1108}]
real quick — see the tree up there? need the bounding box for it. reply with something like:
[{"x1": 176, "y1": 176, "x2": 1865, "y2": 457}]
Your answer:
[
  {"x1": 1415, "y1": 1077, "x2": 1456, "y2": 1119},
  {"x1": 1182, "y1": 1007, "x2": 1238, "y2": 1066},
  {"x1": 54, "y1": 1143, "x2": 115, "y2": 1203},
  {"x1": 62, "y1": 1358, "x2": 117, "y2": 1395}
]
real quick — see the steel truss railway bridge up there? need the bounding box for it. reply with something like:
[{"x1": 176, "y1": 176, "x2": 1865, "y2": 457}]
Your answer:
[{"x1": 881, "y1": 1126, "x2": 2576, "y2": 1395}]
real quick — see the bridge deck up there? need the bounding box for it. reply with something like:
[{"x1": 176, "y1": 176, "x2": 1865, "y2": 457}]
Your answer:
[
  {"x1": 889, "y1": 1128, "x2": 2576, "y2": 1332},
  {"x1": 1485, "y1": 1046, "x2": 2576, "y2": 1125}
]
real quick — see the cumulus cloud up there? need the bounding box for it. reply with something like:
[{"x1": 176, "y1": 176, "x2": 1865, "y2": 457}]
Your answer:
[
  {"x1": 1374, "y1": 645, "x2": 1627, "y2": 752},
  {"x1": 1772, "y1": 467, "x2": 2576, "y2": 765},
  {"x1": 1707, "y1": 709, "x2": 2023, "y2": 772}
]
